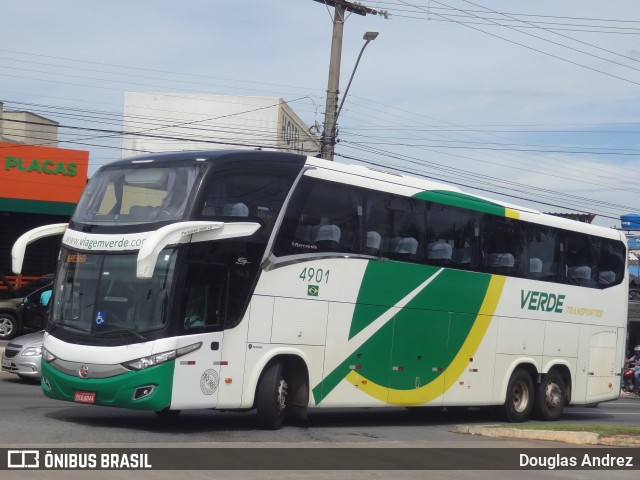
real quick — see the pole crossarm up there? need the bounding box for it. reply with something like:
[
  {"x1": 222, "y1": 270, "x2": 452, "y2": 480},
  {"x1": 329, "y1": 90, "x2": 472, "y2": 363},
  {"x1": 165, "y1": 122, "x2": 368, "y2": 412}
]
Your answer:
[{"x1": 312, "y1": 0, "x2": 379, "y2": 16}]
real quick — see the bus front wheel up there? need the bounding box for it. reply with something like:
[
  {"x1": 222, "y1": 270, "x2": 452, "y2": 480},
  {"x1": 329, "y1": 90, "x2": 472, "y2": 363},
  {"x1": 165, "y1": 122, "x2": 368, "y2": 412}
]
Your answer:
[
  {"x1": 497, "y1": 369, "x2": 534, "y2": 422},
  {"x1": 256, "y1": 362, "x2": 289, "y2": 430},
  {"x1": 533, "y1": 371, "x2": 566, "y2": 421}
]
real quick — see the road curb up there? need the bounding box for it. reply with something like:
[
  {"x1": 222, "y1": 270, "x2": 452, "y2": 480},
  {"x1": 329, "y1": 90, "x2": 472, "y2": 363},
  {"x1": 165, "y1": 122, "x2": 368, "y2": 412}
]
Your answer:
[{"x1": 452, "y1": 425, "x2": 640, "y2": 447}]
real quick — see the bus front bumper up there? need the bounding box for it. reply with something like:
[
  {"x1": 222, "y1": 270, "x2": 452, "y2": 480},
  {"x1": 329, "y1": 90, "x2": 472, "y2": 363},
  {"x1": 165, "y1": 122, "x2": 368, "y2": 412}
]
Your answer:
[{"x1": 41, "y1": 360, "x2": 175, "y2": 411}]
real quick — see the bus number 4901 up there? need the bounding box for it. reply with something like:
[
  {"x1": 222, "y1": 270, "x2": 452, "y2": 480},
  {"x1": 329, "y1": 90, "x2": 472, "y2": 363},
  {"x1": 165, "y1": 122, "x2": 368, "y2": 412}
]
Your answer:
[{"x1": 299, "y1": 267, "x2": 330, "y2": 284}]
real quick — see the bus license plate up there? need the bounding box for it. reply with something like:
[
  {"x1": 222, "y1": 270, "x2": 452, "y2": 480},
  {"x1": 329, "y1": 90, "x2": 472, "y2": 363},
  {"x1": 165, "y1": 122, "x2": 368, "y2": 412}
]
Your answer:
[{"x1": 74, "y1": 391, "x2": 96, "y2": 404}]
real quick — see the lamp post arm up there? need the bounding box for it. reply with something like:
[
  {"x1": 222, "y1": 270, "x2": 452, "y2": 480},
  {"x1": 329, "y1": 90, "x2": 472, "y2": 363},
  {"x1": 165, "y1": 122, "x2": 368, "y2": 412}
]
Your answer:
[{"x1": 335, "y1": 39, "x2": 371, "y2": 124}]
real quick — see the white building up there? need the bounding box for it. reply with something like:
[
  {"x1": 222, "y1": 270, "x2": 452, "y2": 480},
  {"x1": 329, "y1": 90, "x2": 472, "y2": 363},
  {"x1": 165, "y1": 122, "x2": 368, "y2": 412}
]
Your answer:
[
  {"x1": 0, "y1": 101, "x2": 59, "y2": 146},
  {"x1": 121, "y1": 93, "x2": 320, "y2": 157}
]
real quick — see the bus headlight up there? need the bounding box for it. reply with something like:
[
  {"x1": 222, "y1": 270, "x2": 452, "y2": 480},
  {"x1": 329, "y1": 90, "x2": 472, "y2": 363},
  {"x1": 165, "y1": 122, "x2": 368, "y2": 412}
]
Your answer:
[
  {"x1": 121, "y1": 342, "x2": 202, "y2": 371},
  {"x1": 42, "y1": 348, "x2": 57, "y2": 363},
  {"x1": 122, "y1": 350, "x2": 176, "y2": 371}
]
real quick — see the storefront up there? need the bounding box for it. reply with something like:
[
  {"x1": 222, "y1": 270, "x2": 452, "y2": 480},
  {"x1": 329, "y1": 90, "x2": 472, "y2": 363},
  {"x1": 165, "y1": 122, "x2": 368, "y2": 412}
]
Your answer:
[{"x1": 0, "y1": 142, "x2": 88, "y2": 281}]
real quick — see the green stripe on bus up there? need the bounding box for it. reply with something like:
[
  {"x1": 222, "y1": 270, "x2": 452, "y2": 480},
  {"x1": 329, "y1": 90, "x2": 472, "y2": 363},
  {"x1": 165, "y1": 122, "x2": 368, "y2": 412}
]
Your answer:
[
  {"x1": 313, "y1": 262, "x2": 493, "y2": 404},
  {"x1": 413, "y1": 190, "x2": 507, "y2": 216}
]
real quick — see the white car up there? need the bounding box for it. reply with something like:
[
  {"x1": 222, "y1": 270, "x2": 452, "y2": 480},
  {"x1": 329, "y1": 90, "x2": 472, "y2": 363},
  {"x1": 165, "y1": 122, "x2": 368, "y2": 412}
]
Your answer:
[{"x1": 1, "y1": 331, "x2": 43, "y2": 381}]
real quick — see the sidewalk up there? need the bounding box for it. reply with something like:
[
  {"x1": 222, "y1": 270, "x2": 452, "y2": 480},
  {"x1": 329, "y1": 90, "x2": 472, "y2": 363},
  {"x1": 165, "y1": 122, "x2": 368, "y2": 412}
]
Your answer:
[{"x1": 453, "y1": 424, "x2": 640, "y2": 447}]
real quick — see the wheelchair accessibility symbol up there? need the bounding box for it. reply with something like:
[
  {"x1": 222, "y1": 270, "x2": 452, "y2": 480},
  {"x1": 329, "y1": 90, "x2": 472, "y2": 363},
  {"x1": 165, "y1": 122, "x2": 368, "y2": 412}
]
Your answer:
[{"x1": 95, "y1": 311, "x2": 106, "y2": 326}]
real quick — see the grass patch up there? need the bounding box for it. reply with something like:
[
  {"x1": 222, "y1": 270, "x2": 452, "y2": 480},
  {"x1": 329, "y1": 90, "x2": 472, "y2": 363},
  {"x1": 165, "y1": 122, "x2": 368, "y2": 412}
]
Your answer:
[{"x1": 495, "y1": 424, "x2": 640, "y2": 437}]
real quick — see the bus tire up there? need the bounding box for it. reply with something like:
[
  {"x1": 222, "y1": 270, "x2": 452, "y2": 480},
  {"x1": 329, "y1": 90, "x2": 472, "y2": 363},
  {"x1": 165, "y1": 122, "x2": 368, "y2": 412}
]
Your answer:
[
  {"x1": 256, "y1": 362, "x2": 288, "y2": 430},
  {"x1": 533, "y1": 371, "x2": 566, "y2": 421},
  {"x1": 497, "y1": 368, "x2": 534, "y2": 422}
]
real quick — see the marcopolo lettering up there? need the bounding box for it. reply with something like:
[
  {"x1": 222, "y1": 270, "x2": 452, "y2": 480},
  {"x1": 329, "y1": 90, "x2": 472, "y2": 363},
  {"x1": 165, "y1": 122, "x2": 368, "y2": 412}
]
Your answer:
[
  {"x1": 520, "y1": 290, "x2": 565, "y2": 313},
  {"x1": 5, "y1": 156, "x2": 77, "y2": 176}
]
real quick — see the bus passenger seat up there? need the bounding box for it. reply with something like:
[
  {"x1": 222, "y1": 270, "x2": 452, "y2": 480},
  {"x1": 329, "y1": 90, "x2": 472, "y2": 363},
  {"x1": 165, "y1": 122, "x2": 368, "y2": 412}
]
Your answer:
[
  {"x1": 599, "y1": 270, "x2": 616, "y2": 285},
  {"x1": 223, "y1": 203, "x2": 249, "y2": 217},
  {"x1": 567, "y1": 265, "x2": 591, "y2": 281},
  {"x1": 529, "y1": 257, "x2": 543, "y2": 276},
  {"x1": 391, "y1": 237, "x2": 418, "y2": 256},
  {"x1": 487, "y1": 253, "x2": 514, "y2": 267},
  {"x1": 312, "y1": 224, "x2": 341, "y2": 249},
  {"x1": 364, "y1": 231, "x2": 382, "y2": 255},
  {"x1": 487, "y1": 252, "x2": 515, "y2": 275},
  {"x1": 427, "y1": 242, "x2": 452, "y2": 265}
]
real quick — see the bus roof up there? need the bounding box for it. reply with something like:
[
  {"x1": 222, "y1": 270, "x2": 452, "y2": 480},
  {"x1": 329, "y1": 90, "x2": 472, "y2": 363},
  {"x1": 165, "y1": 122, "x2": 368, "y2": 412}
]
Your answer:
[
  {"x1": 105, "y1": 150, "x2": 623, "y2": 243},
  {"x1": 107, "y1": 149, "x2": 308, "y2": 168}
]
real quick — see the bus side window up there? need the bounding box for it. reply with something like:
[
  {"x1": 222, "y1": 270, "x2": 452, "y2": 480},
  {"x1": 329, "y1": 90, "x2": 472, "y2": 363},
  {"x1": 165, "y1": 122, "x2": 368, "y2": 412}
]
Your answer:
[
  {"x1": 386, "y1": 196, "x2": 425, "y2": 262},
  {"x1": 563, "y1": 233, "x2": 597, "y2": 287},
  {"x1": 481, "y1": 216, "x2": 525, "y2": 276},
  {"x1": 426, "y1": 204, "x2": 480, "y2": 269},
  {"x1": 526, "y1": 225, "x2": 559, "y2": 282},
  {"x1": 273, "y1": 177, "x2": 364, "y2": 256},
  {"x1": 598, "y1": 238, "x2": 625, "y2": 288}
]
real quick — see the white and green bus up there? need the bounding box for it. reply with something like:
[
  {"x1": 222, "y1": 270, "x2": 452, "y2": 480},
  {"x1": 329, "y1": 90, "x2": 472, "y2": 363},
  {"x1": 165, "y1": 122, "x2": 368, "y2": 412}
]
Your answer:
[{"x1": 12, "y1": 150, "x2": 628, "y2": 429}]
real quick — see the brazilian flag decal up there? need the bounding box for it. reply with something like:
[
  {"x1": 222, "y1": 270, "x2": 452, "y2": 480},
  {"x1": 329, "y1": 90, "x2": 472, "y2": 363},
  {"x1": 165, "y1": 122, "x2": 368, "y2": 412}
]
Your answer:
[
  {"x1": 312, "y1": 261, "x2": 506, "y2": 405},
  {"x1": 307, "y1": 285, "x2": 319, "y2": 297}
]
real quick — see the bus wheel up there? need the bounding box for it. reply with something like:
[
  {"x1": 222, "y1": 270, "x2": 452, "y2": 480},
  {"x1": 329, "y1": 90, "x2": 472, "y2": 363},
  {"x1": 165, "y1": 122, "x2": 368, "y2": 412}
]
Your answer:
[
  {"x1": 533, "y1": 371, "x2": 566, "y2": 421},
  {"x1": 256, "y1": 362, "x2": 288, "y2": 430},
  {"x1": 498, "y1": 369, "x2": 533, "y2": 422}
]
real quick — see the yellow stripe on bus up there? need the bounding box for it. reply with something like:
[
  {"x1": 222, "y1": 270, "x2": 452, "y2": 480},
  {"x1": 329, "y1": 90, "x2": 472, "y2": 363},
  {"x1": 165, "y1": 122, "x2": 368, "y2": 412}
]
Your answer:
[{"x1": 505, "y1": 208, "x2": 520, "y2": 219}]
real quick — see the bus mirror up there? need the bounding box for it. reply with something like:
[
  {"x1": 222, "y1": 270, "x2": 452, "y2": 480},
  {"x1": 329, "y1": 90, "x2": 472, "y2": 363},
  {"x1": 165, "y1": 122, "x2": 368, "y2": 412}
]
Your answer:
[
  {"x1": 136, "y1": 221, "x2": 261, "y2": 279},
  {"x1": 12, "y1": 223, "x2": 68, "y2": 274}
]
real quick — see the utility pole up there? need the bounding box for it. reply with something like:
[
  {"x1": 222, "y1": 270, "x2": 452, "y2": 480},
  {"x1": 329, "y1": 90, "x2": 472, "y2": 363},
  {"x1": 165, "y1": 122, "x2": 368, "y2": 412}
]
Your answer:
[{"x1": 313, "y1": 0, "x2": 380, "y2": 161}]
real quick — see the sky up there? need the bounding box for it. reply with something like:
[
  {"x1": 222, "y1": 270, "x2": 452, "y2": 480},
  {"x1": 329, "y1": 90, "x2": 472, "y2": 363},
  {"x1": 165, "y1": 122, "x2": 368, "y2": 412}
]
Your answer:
[{"x1": 1, "y1": 0, "x2": 640, "y2": 228}]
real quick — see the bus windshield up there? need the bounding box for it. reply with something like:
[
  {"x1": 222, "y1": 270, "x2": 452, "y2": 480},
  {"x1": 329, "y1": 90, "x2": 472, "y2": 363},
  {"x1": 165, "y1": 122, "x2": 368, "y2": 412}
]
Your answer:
[
  {"x1": 73, "y1": 164, "x2": 201, "y2": 224},
  {"x1": 51, "y1": 249, "x2": 177, "y2": 339}
]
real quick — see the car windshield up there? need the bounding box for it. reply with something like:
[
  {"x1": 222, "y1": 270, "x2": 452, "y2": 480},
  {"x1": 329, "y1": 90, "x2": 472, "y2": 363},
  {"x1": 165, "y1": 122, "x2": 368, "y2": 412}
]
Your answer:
[
  {"x1": 51, "y1": 249, "x2": 177, "y2": 337},
  {"x1": 73, "y1": 164, "x2": 201, "y2": 225}
]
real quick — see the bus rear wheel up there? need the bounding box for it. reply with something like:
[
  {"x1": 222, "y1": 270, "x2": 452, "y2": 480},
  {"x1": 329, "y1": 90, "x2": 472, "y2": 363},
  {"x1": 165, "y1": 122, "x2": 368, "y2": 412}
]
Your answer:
[
  {"x1": 533, "y1": 371, "x2": 566, "y2": 421},
  {"x1": 256, "y1": 362, "x2": 289, "y2": 430},
  {"x1": 497, "y1": 369, "x2": 533, "y2": 422}
]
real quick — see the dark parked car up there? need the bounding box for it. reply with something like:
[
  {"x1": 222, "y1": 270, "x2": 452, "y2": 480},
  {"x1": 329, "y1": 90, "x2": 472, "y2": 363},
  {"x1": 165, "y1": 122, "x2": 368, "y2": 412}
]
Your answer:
[
  {"x1": 0, "y1": 281, "x2": 52, "y2": 340},
  {"x1": 0, "y1": 273, "x2": 53, "y2": 300}
]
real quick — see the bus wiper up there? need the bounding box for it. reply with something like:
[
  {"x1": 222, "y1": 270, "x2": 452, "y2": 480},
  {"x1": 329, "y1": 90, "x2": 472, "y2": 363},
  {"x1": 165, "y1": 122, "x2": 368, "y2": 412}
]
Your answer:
[
  {"x1": 49, "y1": 322, "x2": 91, "y2": 333},
  {"x1": 94, "y1": 328, "x2": 147, "y2": 341}
]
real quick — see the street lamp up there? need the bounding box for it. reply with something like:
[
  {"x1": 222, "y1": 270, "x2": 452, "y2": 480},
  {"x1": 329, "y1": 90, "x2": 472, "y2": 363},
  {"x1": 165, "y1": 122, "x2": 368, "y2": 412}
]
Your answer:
[
  {"x1": 335, "y1": 31, "x2": 379, "y2": 124},
  {"x1": 320, "y1": 30, "x2": 379, "y2": 161}
]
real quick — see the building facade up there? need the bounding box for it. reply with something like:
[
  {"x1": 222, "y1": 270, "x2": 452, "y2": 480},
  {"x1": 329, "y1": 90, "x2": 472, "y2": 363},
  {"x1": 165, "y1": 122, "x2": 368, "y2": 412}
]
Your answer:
[
  {"x1": 0, "y1": 142, "x2": 88, "y2": 278},
  {"x1": 121, "y1": 93, "x2": 320, "y2": 157}
]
